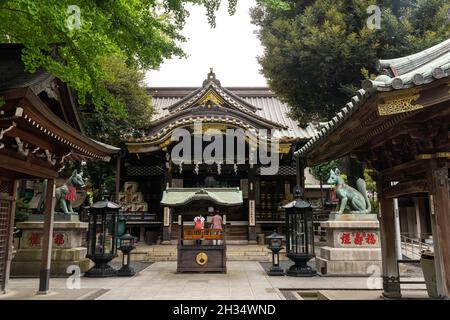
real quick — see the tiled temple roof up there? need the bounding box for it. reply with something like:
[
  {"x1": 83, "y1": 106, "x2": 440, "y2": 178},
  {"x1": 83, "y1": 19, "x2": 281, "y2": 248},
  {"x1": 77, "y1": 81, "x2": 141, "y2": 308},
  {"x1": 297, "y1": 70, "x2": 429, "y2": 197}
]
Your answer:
[
  {"x1": 295, "y1": 39, "x2": 450, "y2": 158},
  {"x1": 148, "y1": 86, "x2": 318, "y2": 141},
  {"x1": 362, "y1": 38, "x2": 450, "y2": 91}
]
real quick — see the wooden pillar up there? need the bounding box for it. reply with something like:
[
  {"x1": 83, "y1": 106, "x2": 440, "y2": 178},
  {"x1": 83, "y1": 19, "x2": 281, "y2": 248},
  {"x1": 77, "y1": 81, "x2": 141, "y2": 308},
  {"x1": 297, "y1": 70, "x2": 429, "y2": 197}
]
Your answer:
[
  {"x1": 296, "y1": 156, "x2": 305, "y2": 192},
  {"x1": 114, "y1": 152, "x2": 125, "y2": 203},
  {"x1": 1, "y1": 179, "x2": 18, "y2": 294},
  {"x1": 427, "y1": 160, "x2": 450, "y2": 298},
  {"x1": 162, "y1": 158, "x2": 173, "y2": 244},
  {"x1": 38, "y1": 178, "x2": 56, "y2": 294},
  {"x1": 162, "y1": 207, "x2": 171, "y2": 244},
  {"x1": 414, "y1": 198, "x2": 422, "y2": 239},
  {"x1": 248, "y1": 165, "x2": 257, "y2": 244},
  {"x1": 377, "y1": 176, "x2": 401, "y2": 298}
]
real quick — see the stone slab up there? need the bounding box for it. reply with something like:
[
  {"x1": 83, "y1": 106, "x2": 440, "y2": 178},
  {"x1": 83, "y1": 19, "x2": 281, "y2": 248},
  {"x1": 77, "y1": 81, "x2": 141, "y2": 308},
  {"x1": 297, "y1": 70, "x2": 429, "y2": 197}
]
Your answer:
[
  {"x1": 13, "y1": 248, "x2": 87, "y2": 261},
  {"x1": 28, "y1": 214, "x2": 80, "y2": 222},
  {"x1": 320, "y1": 220, "x2": 379, "y2": 229},
  {"x1": 17, "y1": 221, "x2": 88, "y2": 230},
  {"x1": 11, "y1": 259, "x2": 90, "y2": 277},
  {"x1": 316, "y1": 256, "x2": 382, "y2": 276},
  {"x1": 328, "y1": 213, "x2": 378, "y2": 221},
  {"x1": 320, "y1": 247, "x2": 381, "y2": 261}
]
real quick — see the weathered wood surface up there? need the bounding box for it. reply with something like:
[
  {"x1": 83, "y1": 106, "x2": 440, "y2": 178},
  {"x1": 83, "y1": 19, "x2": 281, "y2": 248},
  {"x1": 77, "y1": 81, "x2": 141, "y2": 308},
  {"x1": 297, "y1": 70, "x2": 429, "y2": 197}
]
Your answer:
[{"x1": 177, "y1": 245, "x2": 226, "y2": 273}]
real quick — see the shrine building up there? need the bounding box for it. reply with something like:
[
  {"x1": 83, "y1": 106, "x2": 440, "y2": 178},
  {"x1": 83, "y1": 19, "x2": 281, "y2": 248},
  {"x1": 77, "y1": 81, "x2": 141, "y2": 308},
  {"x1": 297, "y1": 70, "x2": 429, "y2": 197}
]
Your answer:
[{"x1": 118, "y1": 69, "x2": 326, "y2": 244}]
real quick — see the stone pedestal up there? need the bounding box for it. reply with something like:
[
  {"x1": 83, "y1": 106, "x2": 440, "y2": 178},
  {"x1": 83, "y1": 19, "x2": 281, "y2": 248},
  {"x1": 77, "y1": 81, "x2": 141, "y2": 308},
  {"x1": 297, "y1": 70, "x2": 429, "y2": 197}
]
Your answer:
[
  {"x1": 316, "y1": 214, "x2": 382, "y2": 276},
  {"x1": 11, "y1": 215, "x2": 90, "y2": 277}
]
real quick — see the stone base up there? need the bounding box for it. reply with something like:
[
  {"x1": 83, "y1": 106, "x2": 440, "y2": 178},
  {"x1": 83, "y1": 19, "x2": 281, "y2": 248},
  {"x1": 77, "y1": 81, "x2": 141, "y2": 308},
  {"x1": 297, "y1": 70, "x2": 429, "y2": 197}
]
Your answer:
[
  {"x1": 316, "y1": 247, "x2": 382, "y2": 276},
  {"x1": 316, "y1": 216, "x2": 381, "y2": 276},
  {"x1": 11, "y1": 219, "x2": 89, "y2": 277},
  {"x1": 11, "y1": 257, "x2": 90, "y2": 277}
]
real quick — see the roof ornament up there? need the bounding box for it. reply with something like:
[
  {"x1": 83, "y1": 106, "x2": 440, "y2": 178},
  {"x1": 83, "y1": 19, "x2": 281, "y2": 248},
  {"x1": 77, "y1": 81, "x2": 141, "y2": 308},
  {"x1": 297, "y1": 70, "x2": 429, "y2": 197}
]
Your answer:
[{"x1": 202, "y1": 67, "x2": 221, "y2": 87}]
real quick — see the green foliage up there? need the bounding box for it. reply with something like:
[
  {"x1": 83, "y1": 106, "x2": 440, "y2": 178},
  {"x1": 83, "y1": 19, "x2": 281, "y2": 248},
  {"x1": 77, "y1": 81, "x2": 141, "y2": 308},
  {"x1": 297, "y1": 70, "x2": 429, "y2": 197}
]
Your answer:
[
  {"x1": 0, "y1": 0, "x2": 238, "y2": 113},
  {"x1": 310, "y1": 160, "x2": 339, "y2": 182},
  {"x1": 251, "y1": 0, "x2": 450, "y2": 124},
  {"x1": 364, "y1": 169, "x2": 376, "y2": 193},
  {"x1": 15, "y1": 198, "x2": 31, "y2": 223},
  {"x1": 80, "y1": 55, "x2": 154, "y2": 146}
]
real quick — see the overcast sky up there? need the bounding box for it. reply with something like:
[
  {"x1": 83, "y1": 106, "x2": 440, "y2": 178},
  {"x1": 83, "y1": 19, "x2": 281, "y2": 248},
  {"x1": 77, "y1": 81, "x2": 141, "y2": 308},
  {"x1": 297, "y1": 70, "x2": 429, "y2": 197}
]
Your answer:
[{"x1": 145, "y1": 0, "x2": 267, "y2": 87}]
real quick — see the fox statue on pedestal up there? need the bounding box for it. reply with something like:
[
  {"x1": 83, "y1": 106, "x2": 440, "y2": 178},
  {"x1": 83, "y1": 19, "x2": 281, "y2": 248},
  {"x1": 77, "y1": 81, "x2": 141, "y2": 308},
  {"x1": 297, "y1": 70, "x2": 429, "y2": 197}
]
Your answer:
[
  {"x1": 327, "y1": 168, "x2": 371, "y2": 214},
  {"x1": 55, "y1": 169, "x2": 86, "y2": 215}
]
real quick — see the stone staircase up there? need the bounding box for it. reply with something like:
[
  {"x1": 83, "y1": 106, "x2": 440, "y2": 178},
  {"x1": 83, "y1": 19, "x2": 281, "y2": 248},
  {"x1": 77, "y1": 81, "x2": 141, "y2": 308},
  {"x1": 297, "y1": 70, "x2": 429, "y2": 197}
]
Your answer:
[{"x1": 130, "y1": 244, "x2": 288, "y2": 262}]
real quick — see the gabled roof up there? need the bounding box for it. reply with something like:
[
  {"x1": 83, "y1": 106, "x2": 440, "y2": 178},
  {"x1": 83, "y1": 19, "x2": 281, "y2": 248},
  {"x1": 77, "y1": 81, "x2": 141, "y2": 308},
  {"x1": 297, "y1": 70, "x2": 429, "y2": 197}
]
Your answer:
[
  {"x1": 144, "y1": 71, "x2": 318, "y2": 142},
  {"x1": 295, "y1": 39, "x2": 450, "y2": 160},
  {"x1": 0, "y1": 44, "x2": 119, "y2": 163},
  {"x1": 161, "y1": 188, "x2": 243, "y2": 207}
]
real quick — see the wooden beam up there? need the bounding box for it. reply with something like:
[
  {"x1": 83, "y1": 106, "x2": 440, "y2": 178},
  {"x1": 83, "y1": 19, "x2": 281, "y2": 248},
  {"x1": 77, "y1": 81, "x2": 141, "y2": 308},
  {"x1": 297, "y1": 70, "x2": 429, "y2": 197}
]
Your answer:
[
  {"x1": 383, "y1": 179, "x2": 428, "y2": 198},
  {"x1": 0, "y1": 151, "x2": 57, "y2": 179},
  {"x1": 38, "y1": 179, "x2": 56, "y2": 294},
  {"x1": 427, "y1": 160, "x2": 450, "y2": 298},
  {"x1": 380, "y1": 159, "x2": 427, "y2": 181},
  {"x1": 5, "y1": 126, "x2": 57, "y2": 153}
]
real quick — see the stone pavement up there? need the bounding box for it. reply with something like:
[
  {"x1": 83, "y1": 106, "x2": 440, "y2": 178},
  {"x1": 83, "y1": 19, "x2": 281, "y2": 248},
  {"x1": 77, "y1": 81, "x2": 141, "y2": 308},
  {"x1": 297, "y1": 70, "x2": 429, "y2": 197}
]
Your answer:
[{"x1": 0, "y1": 261, "x2": 427, "y2": 300}]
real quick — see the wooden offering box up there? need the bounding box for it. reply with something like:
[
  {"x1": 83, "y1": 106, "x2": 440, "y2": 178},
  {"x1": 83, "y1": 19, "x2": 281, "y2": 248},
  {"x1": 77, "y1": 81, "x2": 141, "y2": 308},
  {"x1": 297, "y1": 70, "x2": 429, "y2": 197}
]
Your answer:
[{"x1": 177, "y1": 229, "x2": 226, "y2": 273}]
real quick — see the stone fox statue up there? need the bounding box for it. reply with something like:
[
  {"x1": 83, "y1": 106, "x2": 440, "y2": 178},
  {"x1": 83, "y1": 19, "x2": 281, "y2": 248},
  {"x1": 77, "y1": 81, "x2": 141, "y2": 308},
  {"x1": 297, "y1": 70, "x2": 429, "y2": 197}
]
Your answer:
[
  {"x1": 327, "y1": 168, "x2": 371, "y2": 214},
  {"x1": 55, "y1": 169, "x2": 86, "y2": 215}
]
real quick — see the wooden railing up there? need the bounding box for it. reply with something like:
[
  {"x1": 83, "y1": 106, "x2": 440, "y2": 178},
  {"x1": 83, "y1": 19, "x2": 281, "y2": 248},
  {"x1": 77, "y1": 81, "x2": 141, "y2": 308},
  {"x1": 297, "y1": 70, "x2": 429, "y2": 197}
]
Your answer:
[{"x1": 183, "y1": 228, "x2": 224, "y2": 240}]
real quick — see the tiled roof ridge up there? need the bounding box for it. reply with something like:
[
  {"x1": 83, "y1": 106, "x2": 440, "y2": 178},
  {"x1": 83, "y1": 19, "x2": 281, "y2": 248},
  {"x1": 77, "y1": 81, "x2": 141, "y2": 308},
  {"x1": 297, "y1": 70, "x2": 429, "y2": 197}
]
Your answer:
[{"x1": 363, "y1": 39, "x2": 450, "y2": 91}]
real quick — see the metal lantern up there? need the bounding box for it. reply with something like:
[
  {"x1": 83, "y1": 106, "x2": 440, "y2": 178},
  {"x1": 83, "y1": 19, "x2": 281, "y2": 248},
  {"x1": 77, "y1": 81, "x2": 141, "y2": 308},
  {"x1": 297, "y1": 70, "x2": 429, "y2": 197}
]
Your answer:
[
  {"x1": 85, "y1": 199, "x2": 121, "y2": 277},
  {"x1": 117, "y1": 233, "x2": 136, "y2": 277},
  {"x1": 283, "y1": 187, "x2": 316, "y2": 277},
  {"x1": 266, "y1": 230, "x2": 285, "y2": 276}
]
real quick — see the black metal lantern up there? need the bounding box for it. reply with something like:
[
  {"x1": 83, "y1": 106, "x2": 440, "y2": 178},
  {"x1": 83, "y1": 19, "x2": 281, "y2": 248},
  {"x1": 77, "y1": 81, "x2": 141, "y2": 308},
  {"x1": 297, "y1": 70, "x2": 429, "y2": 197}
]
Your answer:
[
  {"x1": 283, "y1": 187, "x2": 316, "y2": 277},
  {"x1": 85, "y1": 199, "x2": 121, "y2": 277},
  {"x1": 117, "y1": 233, "x2": 136, "y2": 276},
  {"x1": 266, "y1": 230, "x2": 285, "y2": 276}
]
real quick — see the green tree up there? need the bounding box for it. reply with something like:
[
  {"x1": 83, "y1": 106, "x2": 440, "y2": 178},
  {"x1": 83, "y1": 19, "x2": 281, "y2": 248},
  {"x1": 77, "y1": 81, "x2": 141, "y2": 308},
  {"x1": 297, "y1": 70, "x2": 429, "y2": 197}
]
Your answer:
[
  {"x1": 251, "y1": 0, "x2": 450, "y2": 124},
  {"x1": 310, "y1": 160, "x2": 339, "y2": 182},
  {"x1": 0, "y1": 0, "x2": 238, "y2": 113},
  {"x1": 80, "y1": 55, "x2": 154, "y2": 146},
  {"x1": 15, "y1": 198, "x2": 31, "y2": 223}
]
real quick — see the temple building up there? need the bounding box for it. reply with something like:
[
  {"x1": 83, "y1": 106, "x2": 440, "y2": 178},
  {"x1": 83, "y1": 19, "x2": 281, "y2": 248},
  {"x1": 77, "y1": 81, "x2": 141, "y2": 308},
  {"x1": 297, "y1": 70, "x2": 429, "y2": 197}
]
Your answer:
[
  {"x1": 295, "y1": 39, "x2": 450, "y2": 298},
  {"x1": 118, "y1": 70, "x2": 324, "y2": 244},
  {"x1": 0, "y1": 44, "x2": 119, "y2": 293}
]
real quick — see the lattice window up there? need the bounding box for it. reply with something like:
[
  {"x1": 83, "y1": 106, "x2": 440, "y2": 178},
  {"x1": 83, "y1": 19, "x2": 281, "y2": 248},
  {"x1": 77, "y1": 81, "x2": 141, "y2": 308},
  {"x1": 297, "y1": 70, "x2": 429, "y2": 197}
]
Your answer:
[
  {"x1": 0, "y1": 180, "x2": 12, "y2": 195},
  {"x1": 126, "y1": 166, "x2": 165, "y2": 177},
  {"x1": 257, "y1": 165, "x2": 296, "y2": 176},
  {"x1": 0, "y1": 199, "x2": 11, "y2": 291}
]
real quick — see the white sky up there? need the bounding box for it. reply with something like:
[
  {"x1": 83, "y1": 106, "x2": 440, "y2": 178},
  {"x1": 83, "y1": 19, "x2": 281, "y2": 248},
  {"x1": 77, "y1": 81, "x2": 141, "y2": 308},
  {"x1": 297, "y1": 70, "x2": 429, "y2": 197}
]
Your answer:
[{"x1": 145, "y1": 0, "x2": 267, "y2": 87}]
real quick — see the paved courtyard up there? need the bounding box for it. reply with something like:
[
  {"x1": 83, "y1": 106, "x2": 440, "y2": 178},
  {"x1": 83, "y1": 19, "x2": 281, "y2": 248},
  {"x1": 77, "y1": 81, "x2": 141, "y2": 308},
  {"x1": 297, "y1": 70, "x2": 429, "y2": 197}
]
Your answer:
[{"x1": 0, "y1": 261, "x2": 428, "y2": 300}]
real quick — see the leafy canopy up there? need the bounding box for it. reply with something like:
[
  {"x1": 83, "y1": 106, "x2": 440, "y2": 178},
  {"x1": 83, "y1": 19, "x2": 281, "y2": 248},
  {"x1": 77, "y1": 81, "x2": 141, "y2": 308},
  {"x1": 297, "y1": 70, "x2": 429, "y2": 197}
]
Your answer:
[
  {"x1": 80, "y1": 55, "x2": 154, "y2": 146},
  {"x1": 251, "y1": 0, "x2": 450, "y2": 124},
  {"x1": 0, "y1": 0, "x2": 238, "y2": 113}
]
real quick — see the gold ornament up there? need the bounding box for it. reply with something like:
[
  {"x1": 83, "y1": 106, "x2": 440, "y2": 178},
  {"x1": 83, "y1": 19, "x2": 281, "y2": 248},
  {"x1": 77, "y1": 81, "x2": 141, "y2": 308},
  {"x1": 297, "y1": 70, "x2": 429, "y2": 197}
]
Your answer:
[{"x1": 196, "y1": 252, "x2": 208, "y2": 266}]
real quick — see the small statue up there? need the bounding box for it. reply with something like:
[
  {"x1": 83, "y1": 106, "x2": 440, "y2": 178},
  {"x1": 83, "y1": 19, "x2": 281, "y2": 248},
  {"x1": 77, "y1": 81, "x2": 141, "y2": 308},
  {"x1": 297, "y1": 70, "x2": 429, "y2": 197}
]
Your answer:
[
  {"x1": 327, "y1": 168, "x2": 372, "y2": 214},
  {"x1": 55, "y1": 169, "x2": 86, "y2": 215}
]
